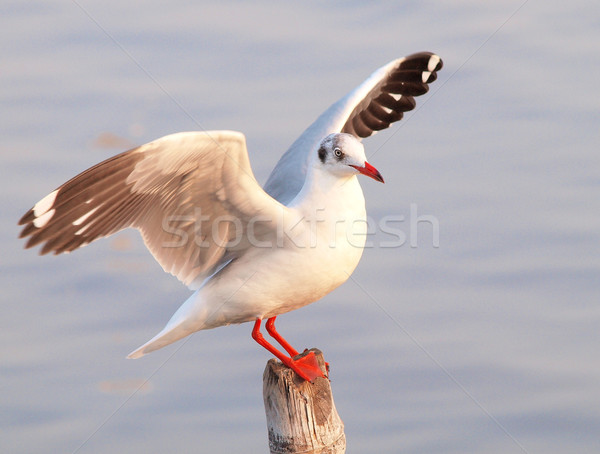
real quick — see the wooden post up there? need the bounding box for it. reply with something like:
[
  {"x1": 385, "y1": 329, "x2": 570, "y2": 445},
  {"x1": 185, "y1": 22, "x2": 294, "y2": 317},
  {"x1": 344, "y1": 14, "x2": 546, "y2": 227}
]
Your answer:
[{"x1": 262, "y1": 348, "x2": 346, "y2": 454}]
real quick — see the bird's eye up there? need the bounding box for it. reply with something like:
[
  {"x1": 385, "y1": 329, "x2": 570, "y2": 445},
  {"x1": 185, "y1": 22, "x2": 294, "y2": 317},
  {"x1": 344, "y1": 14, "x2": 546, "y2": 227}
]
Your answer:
[{"x1": 334, "y1": 148, "x2": 343, "y2": 158}]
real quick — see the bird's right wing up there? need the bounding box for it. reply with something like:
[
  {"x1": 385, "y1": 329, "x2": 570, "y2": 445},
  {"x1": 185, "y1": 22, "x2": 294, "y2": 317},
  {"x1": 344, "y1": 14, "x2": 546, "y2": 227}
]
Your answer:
[
  {"x1": 19, "y1": 131, "x2": 285, "y2": 289},
  {"x1": 264, "y1": 52, "x2": 443, "y2": 204}
]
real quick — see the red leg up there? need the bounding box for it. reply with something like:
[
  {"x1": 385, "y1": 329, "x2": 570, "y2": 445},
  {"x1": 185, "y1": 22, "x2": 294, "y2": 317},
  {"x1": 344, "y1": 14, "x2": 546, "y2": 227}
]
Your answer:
[
  {"x1": 265, "y1": 316, "x2": 299, "y2": 357},
  {"x1": 265, "y1": 316, "x2": 330, "y2": 373},
  {"x1": 252, "y1": 318, "x2": 324, "y2": 382}
]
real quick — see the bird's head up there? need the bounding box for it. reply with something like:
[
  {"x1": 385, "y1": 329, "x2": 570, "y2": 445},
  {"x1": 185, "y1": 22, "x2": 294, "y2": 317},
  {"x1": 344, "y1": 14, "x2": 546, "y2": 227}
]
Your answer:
[{"x1": 316, "y1": 133, "x2": 384, "y2": 183}]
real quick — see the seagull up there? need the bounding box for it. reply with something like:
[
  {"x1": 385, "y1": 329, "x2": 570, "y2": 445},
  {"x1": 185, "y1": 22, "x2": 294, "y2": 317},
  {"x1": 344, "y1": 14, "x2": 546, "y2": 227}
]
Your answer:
[{"x1": 19, "y1": 52, "x2": 442, "y2": 381}]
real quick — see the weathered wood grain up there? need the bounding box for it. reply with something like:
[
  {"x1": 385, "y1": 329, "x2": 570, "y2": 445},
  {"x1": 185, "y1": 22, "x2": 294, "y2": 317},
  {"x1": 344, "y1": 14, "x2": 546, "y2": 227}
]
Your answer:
[{"x1": 262, "y1": 349, "x2": 346, "y2": 454}]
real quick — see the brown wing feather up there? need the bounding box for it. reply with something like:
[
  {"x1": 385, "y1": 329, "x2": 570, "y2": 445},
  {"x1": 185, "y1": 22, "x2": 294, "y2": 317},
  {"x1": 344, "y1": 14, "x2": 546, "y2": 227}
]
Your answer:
[{"x1": 18, "y1": 131, "x2": 282, "y2": 288}]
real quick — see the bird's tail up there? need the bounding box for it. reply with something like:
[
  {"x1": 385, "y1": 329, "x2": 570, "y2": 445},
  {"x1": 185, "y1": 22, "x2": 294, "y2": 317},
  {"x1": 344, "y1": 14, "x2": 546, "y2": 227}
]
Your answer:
[
  {"x1": 127, "y1": 291, "x2": 204, "y2": 359},
  {"x1": 127, "y1": 322, "x2": 192, "y2": 359}
]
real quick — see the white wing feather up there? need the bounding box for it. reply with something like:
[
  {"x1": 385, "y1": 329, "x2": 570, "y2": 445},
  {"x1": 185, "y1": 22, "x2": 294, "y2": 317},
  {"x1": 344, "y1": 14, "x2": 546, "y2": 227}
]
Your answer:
[{"x1": 264, "y1": 52, "x2": 442, "y2": 204}]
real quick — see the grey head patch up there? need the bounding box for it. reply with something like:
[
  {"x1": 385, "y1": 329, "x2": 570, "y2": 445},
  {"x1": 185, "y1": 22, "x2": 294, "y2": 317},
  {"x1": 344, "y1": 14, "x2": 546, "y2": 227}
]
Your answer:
[{"x1": 317, "y1": 134, "x2": 346, "y2": 164}]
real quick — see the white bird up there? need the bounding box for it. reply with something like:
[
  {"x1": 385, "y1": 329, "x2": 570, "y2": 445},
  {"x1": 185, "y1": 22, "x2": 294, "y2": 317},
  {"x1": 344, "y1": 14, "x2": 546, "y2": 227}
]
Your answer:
[{"x1": 19, "y1": 52, "x2": 442, "y2": 381}]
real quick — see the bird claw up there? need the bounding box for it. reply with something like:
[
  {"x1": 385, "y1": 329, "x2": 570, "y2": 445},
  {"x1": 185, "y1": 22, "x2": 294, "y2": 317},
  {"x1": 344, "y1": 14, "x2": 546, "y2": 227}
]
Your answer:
[
  {"x1": 302, "y1": 348, "x2": 329, "y2": 373},
  {"x1": 287, "y1": 351, "x2": 326, "y2": 382},
  {"x1": 253, "y1": 318, "x2": 327, "y2": 382}
]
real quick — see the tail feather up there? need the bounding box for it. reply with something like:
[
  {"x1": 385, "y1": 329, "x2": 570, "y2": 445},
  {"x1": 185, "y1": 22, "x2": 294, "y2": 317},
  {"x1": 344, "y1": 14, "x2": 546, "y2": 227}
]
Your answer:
[
  {"x1": 127, "y1": 321, "x2": 194, "y2": 358},
  {"x1": 127, "y1": 291, "x2": 204, "y2": 359}
]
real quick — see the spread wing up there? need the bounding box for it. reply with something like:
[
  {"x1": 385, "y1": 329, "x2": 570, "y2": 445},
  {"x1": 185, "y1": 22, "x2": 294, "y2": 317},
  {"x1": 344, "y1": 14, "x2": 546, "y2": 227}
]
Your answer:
[
  {"x1": 263, "y1": 52, "x2": 443, "y2": 204},
  {"x1": 18, "y1": 131, "x2": 284, "y2": 289}
]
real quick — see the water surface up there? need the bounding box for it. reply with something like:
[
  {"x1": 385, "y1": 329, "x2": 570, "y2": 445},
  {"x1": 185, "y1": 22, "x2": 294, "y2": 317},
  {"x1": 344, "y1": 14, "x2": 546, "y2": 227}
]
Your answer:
[{"x1": 2, "y1": 1, "x2": 599, "y2": 453}]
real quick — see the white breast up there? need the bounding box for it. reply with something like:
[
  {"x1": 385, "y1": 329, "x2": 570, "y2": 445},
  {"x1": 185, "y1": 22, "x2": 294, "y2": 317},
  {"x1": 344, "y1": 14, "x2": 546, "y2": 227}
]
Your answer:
[{"x1": 198, "y1": 174, "x2": 368, "y2": 325}]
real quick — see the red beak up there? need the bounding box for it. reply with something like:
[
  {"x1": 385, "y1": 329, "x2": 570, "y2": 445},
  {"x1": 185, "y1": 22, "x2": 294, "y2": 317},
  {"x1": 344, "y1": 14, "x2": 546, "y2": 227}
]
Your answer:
[{"x1": 350, "y1": 161, "x2": 385, "y2": 183}]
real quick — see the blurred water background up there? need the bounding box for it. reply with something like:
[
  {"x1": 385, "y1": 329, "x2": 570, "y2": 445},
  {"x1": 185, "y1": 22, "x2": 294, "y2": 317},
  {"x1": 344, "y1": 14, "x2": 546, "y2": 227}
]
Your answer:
[{"x1": 2, "y1": 1, "x2": 599, "y2": 453}]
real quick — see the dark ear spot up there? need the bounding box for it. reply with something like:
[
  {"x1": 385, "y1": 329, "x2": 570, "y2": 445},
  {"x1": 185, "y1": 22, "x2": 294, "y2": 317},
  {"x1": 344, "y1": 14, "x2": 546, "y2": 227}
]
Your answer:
[{"x1": 318, "y1": 145, "x2": 327, "y2": 163}]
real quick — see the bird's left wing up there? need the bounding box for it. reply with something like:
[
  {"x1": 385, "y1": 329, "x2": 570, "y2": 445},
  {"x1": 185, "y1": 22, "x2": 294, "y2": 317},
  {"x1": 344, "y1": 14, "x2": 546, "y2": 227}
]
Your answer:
[
  {"x1": 264, "y1": 52, "x2": 443, "y2": 204},
  {"x1": 19, "y1": 131, "x2": 284, "y2": 289}
]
